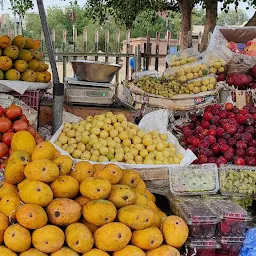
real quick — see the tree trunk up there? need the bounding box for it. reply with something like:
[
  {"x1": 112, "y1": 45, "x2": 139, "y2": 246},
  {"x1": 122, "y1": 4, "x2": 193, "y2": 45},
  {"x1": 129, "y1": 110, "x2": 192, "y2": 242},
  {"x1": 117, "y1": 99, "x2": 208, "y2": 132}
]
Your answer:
[
  {"x1": 245, "y1": 11, "x2": 256, "y2": 26},
  {"x1": 178, "y1": 0, "x2": 193, "y2": 49},
  {"x1": 200, "y1": 0, "x2": 218, "y2": 52}
]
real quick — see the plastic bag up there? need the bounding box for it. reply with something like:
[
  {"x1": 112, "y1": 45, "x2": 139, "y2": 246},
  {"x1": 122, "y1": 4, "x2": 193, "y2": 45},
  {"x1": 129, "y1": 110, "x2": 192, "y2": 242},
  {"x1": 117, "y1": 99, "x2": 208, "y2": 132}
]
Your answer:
[
  {"x1": 49, "y1": 109, "x2": 197, "y2": 169},
  {"x1": 208, "y1": 26, "x2": 256, "y2": 73},
  {"x1": 166, "y1": 48, "x2": 201, "y2": 67},
  {"x1": 240, "y1": 228, "x2": 256, "y2": 256}
]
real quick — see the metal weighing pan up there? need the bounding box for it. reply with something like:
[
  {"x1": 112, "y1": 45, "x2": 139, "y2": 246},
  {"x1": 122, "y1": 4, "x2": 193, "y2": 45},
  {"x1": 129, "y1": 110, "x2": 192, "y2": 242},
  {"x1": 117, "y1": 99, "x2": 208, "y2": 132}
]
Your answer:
[{"x1": 71, "y1": 60, "x2": 122, "y2": 83}]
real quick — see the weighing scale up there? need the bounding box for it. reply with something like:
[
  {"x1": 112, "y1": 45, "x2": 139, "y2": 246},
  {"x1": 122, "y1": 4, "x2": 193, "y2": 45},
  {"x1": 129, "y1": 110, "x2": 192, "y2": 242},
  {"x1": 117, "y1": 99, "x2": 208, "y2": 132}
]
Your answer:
[
  {"x1": 64, "y1": 77, "x2": 135, "y2": 110},
  {"x1": 64, "y1": 78, "x2": 116, "y2": 106}
]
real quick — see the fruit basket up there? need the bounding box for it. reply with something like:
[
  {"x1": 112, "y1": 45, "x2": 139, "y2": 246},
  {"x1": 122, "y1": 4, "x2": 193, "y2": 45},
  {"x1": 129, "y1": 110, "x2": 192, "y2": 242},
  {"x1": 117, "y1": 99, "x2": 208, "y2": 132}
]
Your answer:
[
  {"x1": 178, "y1": 200, "x2": 219, "y2": 239},
  {"x1": 169, "y1": 164, "x2": 219, "y2": 195},
  {"x1": 185, "y1": 238, "x2": 220, "y2": 256},
  {"x1": 219, "y1": 165, "x2": 256, "y2": 196},
  {"x1": 216, "y1": 236, "x2": 244, "y2": 256},
  {"x1": 207, "y1": 200, "x2": 251, "y2": 236}
]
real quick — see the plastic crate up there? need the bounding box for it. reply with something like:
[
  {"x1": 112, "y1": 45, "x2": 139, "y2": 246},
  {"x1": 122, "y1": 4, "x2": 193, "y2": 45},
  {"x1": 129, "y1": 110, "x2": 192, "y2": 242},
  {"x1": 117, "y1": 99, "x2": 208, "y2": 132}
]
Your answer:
[
  {"x1": 219, "y1": 165, "x2": 256, "y2": 196},
  {"x1": 8, "y1": 90, "x2": 45, "y2": 111}
]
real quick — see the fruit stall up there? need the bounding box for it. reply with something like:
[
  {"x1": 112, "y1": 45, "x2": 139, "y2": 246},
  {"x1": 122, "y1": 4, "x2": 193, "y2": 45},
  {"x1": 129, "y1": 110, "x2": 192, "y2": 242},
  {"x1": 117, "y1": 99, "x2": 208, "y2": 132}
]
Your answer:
[{"x1": 0, "y1": 26, "x2": 256, "y2": 256}]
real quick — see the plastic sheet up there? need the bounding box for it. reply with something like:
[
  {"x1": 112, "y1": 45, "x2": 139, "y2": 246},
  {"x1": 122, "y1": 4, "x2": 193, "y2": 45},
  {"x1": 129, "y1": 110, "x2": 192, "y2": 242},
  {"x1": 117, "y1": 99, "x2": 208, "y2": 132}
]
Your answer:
[{"x1": 240, "y1": 228, "x2": 256, "y2": 256}]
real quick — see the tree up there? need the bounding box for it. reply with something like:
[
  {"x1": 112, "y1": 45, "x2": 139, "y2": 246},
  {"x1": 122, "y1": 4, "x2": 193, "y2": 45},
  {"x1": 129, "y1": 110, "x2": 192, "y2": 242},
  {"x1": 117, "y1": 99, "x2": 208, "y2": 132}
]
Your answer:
[
  {"x1": 217, "y1": 9, "x2": 249, "y2": 26},
  {"x1": 86, "y1": 0, "x2": 178, "y2": 29},
  {"x1": 221, "y1": 0, "x2": 256, "y2": 26},
  {"x1": 192, "y1": 8, "x2": 205, "y2": 25},
  {"x1": 200, "y1": 0, "x2": 218, "y2": 51},
  {"x1": 131, "y1": 11, "x2": 167, "y2": 38}
]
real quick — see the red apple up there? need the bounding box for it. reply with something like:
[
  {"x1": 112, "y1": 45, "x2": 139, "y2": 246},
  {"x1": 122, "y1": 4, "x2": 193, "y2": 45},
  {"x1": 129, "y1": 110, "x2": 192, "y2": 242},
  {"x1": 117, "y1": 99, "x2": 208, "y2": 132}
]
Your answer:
[
  {"x1": 219, "y1": 110, "x2": 229, "y2": 119},
  {"x1": 246, "y1": 147, "x2": 256, "y2": 157},
  {"x1": 201, "y1": 120, "x2": 210, "y2": 129},
  {"x1": 198, "y1": 155, "x2": 208, "y2": 164},
  {"x1": 225, "y1": 102, "x2": 234, "y2": 111},
  {"x1": 236, "y1": 149, "x2": 246, "y2": 157},
  {"x1": 224, "y1": 150, "x2": 234, "y2": 161},
  {"x1": 216, "y1": 127, "x2": 225, "y2": 137}
]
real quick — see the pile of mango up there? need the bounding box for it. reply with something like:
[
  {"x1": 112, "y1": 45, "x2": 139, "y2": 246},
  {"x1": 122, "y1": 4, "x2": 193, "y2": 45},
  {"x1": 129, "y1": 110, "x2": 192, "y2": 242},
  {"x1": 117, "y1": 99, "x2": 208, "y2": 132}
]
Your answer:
[
  {"x1": 0, "y1": 35, "x2": 51, "y2": 83},
  {"x1": 0, "y1": 131, "x2": 188, "y2": 255}
]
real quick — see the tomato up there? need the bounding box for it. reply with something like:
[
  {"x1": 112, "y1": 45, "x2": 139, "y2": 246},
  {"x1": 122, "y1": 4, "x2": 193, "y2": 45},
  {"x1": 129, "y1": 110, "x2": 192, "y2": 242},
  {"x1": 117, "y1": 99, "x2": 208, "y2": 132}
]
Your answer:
[
  {"x1": 0, "y1": 106, "x2": 4, "y2": 117},
  {"x1": 2, "y1": 131, "x2": 14, "y2": 147},
  {"x1": 12, "y1": 119, "x2": 28, "y2": 132},
  {"x1": 0, "y1": 117, "x2": 12, "y2": 133},
  {"x1": 0, "y1": 142, "x2": 8, "y2": 158},
  {"x1": 19, "y1": 114, "x2": 29, "y2": 124},
  {"x1": 27, "y1": 126, "x2": 37, "y2": 138},
  {"x1": 5, "y1": 104, "x2": 22, "y2": 120}
]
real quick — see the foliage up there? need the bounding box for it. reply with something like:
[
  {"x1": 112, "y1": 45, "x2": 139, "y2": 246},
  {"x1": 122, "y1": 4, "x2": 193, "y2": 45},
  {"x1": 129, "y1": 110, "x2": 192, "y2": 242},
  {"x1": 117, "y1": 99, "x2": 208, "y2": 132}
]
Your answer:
[
  {"x1": 10, "y1": 0, "x2": 33, "y2": 18},
  {"x1": 222, "y1": 0, "x2": 256, "y2": 12},
  {"x1": 192, "y1": 8, "x2": 205, "y2": 25},
  {"x1": 86, "y1": 0, "x2": 178, "y2": 29},
  {"x1": 131, "y1": 11, "x2": 167, "y2": 38},
  {"x1": 217, "y1": 9, "x2": 249, "y2": 26}
]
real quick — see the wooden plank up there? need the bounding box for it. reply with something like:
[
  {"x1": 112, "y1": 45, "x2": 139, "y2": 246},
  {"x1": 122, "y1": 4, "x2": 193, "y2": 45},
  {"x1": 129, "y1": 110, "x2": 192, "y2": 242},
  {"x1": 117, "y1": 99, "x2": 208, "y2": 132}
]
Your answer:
[
  {"x1": 95, "y1": 30, "x2": 99, "y2": 61},
  {"x1": 83, "y1": 29, "x2": 88, "y2": 60},
  {"x1": 51, "y1": 28, "x2": 56, "y2": 52},
  {"x1": 146, "y1": 32, "x2": 150, "y2": 70},
  {"x1": 166, "y1": 31, "x2": 171, "y2": 68},
  {"x1": 136, "y1": 168, "x2": 169, "y2": 180},
  {"x1": 105, "y1": 30, "x2": 109, "y2": 62},
  {"x1": 125, "y1": 30, "x2": 130, "y2": 80},
  {"x1": 115, "y1": 29, "x2": 121, "y2": 83},
  {"x1": 73, "y1": 26, "x2": 77, "y2": 61},
  {"x1": 62, "y1": 29, "x2": 67, "y2": 81},
  {"x1": 155, "y1": 31, "x2": 160, "y2": 71}
]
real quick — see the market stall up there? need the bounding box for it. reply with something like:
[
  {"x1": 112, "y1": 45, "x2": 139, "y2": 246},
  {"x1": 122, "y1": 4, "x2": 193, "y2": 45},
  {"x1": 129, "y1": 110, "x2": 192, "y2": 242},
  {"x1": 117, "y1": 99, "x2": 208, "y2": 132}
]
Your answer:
[{"x1": 0, "y1": 25, "x2": 256, "y2": 256}]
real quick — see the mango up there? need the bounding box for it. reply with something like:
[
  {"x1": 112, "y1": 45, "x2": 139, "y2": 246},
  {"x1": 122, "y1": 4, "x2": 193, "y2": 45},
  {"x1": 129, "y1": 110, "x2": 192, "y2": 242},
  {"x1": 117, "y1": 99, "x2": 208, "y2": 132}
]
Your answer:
[
  {"x1": 70, "y1": 161, "x2": 94, "y2": 183},
  {"x1": 5, "y1": 69, "x2": 20, "y2": 80},
  {"x1": 4, "y1": 224, "x2": 31, "y2": 252},
  {"x1": 82, "y1": 199, "x2": 116, "y2": 226},
  {"x1": 80, "y1": 177, "x2": 111, "y2": 200},
  {"x1": 131, "y1": 227, "x2": 163, "y2": 250},
  {"x1": 94, "y1": 222, "x2": 132, "y2": 252},
  {"x1": 3, "y1": 45, "x2": 19, "y2": 59},
  {"x1": 107, "y1": 184, "x2": 136, "y2": 208},
  {"x1": 21, "y1": 69, "x2": 36, "y2": 82},
  {"x1": 32, "y1": 225, "x2": 65, "y2": 253},
  {"x1": 119, "y1": 169, "x2": 140, "y2": 188},
  {"x1": 65, "y1": 222, "x2": 94, "y2": 253},
  {"x1": 19, "y1": 180, "x2": 53, "y2": 207},
  {"x1": 46, "y1": 198, "x2": 81, "y2": 226},
  {"x1": 24, "y1": 159, "x2": 59, "y2": 183},
  {"x1": 161, "y1": 216, "x2": 189, "y2": 248},
  {"x1": 12, "y1": 35, "x2": 25, "y2": 49},
  {"x1": 0, "y1": 56, "x2": 12, "y2": 70},
  {"x1": 16, "y1": 203, "x2": 48, "y2": 229},
  {"x1": 94, "y1": 163, "x2": 123, "y2": 184},
  {"x1": 117, "y1": 205, "x2": 155, "y2": 230}
]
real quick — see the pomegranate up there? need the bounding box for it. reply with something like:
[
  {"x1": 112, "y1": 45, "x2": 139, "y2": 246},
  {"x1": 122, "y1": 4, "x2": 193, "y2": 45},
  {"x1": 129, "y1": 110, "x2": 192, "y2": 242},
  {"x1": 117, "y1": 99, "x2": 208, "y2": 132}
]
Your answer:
[
  {"x1": 198, "y1": 155, "x2": 208, "y2": 164},
  {"x1": 224, "y1": 150, "x2": 234, "y2": 162},
  {"x1": 216, "y1": 127, "x2": 225, "y2": 137},
  {"x1": 2, "y1": 131, "x2": 14, "y2": 147},
  {"x1": 220, "y1": 144, "x2": 230, "y2": 153},
  {"x1": 201, "y1": 120, "x2": 210, "y2": 129},
  {"x1": 0, "y1": 117, "x2": 12, "y2": 133},
  {"x1": 211, "y1": 143, "x2": 220, "y2": 154},
  {"x1": 0, "y1": 142, "x2": 8, "y2": 158},
  {"x1": 202, "y1": 112, "x2": 213, "y2": 121},
  {"x1": 236, "y1": 141, "x2": 247, "y2": 150},
  {"x1": 236, "y1": 149, "x2": 246, "y2": 157},
  {"x1": 246, "y1": 147, "x2": 256, "y2": 157},
  {"x1": 5, "y1": 104, "x2": 22, "y2": 120},
  {"x1": 216, "y1": 156, "x2": 228, "y2": 167},
  {"x1": 12, "y1": 119, "x2": 28, "y2": 132},
  {"x1": 219, "y1": 110, "x2": 229, "y2": 119}
]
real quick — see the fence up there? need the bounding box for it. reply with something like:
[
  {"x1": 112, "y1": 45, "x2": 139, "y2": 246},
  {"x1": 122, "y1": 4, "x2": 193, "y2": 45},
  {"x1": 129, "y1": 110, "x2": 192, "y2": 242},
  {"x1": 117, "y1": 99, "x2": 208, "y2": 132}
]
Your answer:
[{"x1": 7, "y1": 28, "x2": 211, "y2": 83}]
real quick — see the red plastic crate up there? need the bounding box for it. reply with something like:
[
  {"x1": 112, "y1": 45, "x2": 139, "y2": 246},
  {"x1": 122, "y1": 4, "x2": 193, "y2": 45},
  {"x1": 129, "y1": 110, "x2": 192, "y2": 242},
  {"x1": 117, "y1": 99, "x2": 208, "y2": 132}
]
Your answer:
[{"x1": 9, "y1": 90, "x2": 45, "y2": 111}]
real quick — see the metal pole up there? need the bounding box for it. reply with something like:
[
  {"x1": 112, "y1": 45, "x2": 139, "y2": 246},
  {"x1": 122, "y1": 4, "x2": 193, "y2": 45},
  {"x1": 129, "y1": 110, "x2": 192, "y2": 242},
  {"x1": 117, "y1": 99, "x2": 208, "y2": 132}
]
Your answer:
[{"x1": 36, "y1": 0, "x2": 64, "y2": 134}]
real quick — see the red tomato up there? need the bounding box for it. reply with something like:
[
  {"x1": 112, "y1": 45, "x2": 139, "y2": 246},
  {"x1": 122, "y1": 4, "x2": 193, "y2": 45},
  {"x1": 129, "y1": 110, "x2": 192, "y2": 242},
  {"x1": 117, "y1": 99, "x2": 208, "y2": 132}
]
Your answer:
[
  {"x1": 0, "y1": 142, "x2": 8, "y2": 158},
  {"x1": 2, "y1": 131, "x2": 14, "y2": 147},
  {"x1": 0, "y1": 117, "x2": 12, "y2": 133},
  {"x1": 12, "y1": 119, "x2": 28, "y2": 132},
  {"x1": 5, "y1": 104, "x2": 22, "y2": 120}
]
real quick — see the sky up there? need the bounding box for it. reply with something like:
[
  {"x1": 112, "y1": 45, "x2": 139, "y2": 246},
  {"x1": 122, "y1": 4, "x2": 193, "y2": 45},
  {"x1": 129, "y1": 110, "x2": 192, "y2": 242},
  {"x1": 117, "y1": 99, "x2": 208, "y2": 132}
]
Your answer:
[{"x1": 0, "y1": 0, "x2": 254, "y2": 18}]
